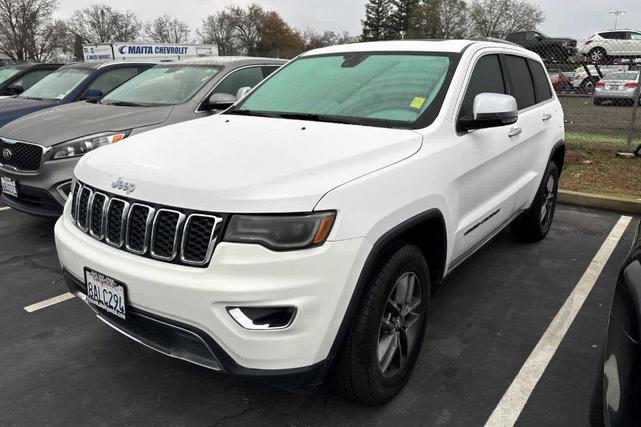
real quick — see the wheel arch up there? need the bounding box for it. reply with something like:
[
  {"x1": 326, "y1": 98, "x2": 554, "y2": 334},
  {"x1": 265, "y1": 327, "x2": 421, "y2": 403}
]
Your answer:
[
  {"x1": 550, "y1": 140, "x2": 566, "y2": 175},
  {"x1": 325, "y1": 209, "x2": 447, "y2": 365}
]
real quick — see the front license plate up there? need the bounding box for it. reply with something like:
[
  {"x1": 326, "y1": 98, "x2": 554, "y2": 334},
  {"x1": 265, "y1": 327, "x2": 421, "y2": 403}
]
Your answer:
[
  {"x1": 1, "y1": 176, "x2": 17, "y2": 197},
  {"x1": 85, "y1": 269, "x2": 127, "y2": 319}
]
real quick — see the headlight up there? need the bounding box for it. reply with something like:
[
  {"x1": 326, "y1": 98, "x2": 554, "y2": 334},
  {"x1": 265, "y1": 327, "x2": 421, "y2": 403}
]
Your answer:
[
  {"x1": 223, "y1": 211, "x2": 336, "y2": 251},
  {"x1": 50, "y1": 131, "x2": 128, "y2": 160}
]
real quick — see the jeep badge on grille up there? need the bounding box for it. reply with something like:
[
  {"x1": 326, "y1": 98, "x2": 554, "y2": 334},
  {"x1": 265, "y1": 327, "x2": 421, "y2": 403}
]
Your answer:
[{"x1": 112, "y1": 177, "x2": 136, "y2": 194}]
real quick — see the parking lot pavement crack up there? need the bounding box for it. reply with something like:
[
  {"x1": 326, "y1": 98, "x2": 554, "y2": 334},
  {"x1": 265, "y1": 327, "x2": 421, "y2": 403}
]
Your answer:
[
  {"x1": 211, "y1": 399, "x2": 254, "y2": 426},
  {"x1": 0, "y1": 254, "x2": 62, "y2": 276}
]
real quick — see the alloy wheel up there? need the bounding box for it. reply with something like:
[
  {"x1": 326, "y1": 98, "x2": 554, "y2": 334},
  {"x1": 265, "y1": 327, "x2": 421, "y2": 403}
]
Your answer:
[
  {"x1": 540, "y1": 174, "x2": 556, "y2": 227},
  {"x1": 377, "y1": 272, "x2": 422, "y2": 378}
]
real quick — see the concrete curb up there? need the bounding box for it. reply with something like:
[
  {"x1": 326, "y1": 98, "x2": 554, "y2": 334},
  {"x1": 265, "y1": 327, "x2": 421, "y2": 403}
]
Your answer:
[{"x1": 559, "y1": 190, "x2": 641, "y2": 215}]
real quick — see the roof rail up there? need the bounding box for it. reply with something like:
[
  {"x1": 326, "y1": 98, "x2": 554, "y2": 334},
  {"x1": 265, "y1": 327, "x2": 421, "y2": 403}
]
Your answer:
[{"x1": 472, "y1": 37, "x2": 521, "y2": 47}]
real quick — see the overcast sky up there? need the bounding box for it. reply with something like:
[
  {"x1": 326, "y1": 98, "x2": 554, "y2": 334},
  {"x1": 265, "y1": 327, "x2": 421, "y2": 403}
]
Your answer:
[{"x1": 54, "y1": 0, "x2": 641, "y2": 40}]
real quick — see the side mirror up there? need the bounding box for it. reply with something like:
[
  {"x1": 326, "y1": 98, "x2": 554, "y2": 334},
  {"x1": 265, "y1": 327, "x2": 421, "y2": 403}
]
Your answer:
[
  {"x1": 206, "y1": 93, "x2": 237, "y2": 111},
  {"x1": 236, "y1": 86, "x2": 252, "y2": 100},
  {"x1": 5, "y1": 84, "x2": 23, "y2": 96},
  {"x1": 458, "y1": 93, "x2": 518, "y2": 132},
  {"x1": 80, "y1": 88, "x2": 103, "y2": 101}
]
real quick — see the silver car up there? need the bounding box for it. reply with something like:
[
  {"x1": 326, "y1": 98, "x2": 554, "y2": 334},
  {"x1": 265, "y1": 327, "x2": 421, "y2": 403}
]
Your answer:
[
  {"x1": 0, "y1": 56, "x2": 286, "y2": 217},
  {"x1": 593, "y1": 71, "x2": 641, "y2": 105}
]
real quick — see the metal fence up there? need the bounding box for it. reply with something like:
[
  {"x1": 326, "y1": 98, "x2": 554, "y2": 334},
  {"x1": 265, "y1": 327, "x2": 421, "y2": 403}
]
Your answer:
[{"x1": 527, "y1": 34, "x2": 641, "y2": 151}]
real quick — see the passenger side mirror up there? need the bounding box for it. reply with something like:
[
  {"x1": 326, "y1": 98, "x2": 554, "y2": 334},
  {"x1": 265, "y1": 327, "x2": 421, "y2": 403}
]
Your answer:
[
  {"x1": 81, "y1": 89, "x2": 104, "y2": 101},
  {"x1": 236, "y1": 86, "x2": 252, "y2": 100},
  {"x1": 458, "y1": 93, "x2": 518, "y2": 132},
  {"x1": 206, "y1": 93, "x2": 237, "y2": 111},
  {"x1": 5, "y1": 84, "x2": 23, "y2": 96}
]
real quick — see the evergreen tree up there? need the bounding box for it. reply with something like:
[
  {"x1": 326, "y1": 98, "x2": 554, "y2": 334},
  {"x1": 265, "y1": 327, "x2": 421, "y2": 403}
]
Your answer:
[
  {"x1": 361, "y1": 0, "x2": 393, "y2": 41},
  {"x1": 389, "y1": 0, "x2": 420, "y2": 38}
]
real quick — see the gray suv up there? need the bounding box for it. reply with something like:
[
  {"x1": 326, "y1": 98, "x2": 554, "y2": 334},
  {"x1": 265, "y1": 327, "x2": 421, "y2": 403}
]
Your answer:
[{"x1": 0, "y1": 57, "x2": 286, "y2": 217}]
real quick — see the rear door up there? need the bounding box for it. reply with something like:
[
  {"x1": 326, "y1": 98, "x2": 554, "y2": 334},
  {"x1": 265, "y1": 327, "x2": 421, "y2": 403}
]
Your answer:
[
  {"x1": 451, "y1": 53, "x2": 521, "y2": 260},
  {"x1": 504, "y1": 55, "x2": 559, "y2": 210}
]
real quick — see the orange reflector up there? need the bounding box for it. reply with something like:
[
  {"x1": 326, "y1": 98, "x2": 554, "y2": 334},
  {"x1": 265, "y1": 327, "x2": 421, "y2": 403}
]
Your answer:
[
  {"x1": 112, "y1": 134, "x2": 126, "y2": 143},
  {"x1": 313, "y1": 214, "x2": 335, "y2": 244}
]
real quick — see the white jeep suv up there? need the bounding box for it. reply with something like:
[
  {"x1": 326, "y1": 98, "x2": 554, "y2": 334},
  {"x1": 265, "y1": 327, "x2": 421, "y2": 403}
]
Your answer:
[{"x1": 55, "y1": 40, "x2": 565, "y2": 404}]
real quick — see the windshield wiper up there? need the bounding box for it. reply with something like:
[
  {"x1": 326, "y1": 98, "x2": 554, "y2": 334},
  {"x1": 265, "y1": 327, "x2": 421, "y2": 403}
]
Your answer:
[
  {"x1": 228, "y1": 109, "x2": 365, "y2": 125},
  {"x1": 19, "y1": 96, "x2": 45, "y2": 101},
  {"x1": 103, "y1": 101, "x2": 150, "y2": 107}
]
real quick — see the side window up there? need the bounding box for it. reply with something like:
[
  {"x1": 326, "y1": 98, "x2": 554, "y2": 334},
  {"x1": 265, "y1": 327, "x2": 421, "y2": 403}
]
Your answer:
[
  {"x1": 13, "y1": 70, "x2": 55, "y2": 91},
  {"x1": 527, "y1": 59, "x2": 552, "y2": 103},
  {"x1": 459, "y1": 54, "x2": 506, "y2": 118},
  {"x1": 505, "y1": 55, "x2": 536, "y2": 110},
  {"x1": 263, "y1": 66, "x2": 280, "y2": 78},
  {"x1": 212, "y1": 67, "x2": 264, "y2": 97},
  {"x1": 84, "y1": 68, "x2": 140, "y2": 97},
  {"x1": 630, "y1": 32, "x2": 641, "y2": 40}
]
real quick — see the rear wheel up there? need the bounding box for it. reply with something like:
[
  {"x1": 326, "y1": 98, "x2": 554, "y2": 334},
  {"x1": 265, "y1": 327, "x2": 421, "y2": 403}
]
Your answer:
[
  {"x1": 589, "y1": 47, "x2": 607, "y2": 63},
  {"x1": 331, "y1": 244, "x2": 430, "y2": 405},
  {"x1": 512, "y1": 161, "x2": 559, "y2": 242}
]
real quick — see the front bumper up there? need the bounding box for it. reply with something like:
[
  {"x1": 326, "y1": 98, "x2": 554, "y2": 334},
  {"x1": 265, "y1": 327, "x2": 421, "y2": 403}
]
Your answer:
[
  {"x1": 55, "y1": 204, "x2": 371, "y2": 378},
  {"x1": 0, "y1": 157, "x2": 78, "y2": 216}
]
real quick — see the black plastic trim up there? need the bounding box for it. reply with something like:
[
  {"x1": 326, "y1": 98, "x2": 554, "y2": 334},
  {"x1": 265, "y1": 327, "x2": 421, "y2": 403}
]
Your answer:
[{"x1": 63, "y1": 269, "x2": 327, "y2": 389}]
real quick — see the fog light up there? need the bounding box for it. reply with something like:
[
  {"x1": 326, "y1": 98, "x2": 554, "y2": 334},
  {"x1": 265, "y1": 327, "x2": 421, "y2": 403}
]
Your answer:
[{"x1": 227, "y1": 306, "x2": 296, "y2": 330}]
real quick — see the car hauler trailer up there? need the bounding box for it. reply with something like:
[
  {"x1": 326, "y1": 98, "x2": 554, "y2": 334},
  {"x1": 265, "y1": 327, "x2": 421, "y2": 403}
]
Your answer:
[{"x1": 83, "y1": 43, "x2": 218, "y2": 62}]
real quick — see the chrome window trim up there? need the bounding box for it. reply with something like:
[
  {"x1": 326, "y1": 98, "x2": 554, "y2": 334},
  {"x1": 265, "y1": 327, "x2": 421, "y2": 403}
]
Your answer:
[
  {"x1": 104, "y1": 198, "x2": 130, "y2": 248},
  {"x1": 150, "y1": 209, "x2": 186, "y2": 261},
  {"x1": 88, "y1": 192, "x2": 108, "y2": 240},
  {"x1": 76, "y1": 187, "x2": 93, "y2": 232},
  {"x1": 180, "y1": 214, "x2": 223, "y2": 266},
  {"x1": 125, "y1": 203, "x2": 156, "y2": 255}
]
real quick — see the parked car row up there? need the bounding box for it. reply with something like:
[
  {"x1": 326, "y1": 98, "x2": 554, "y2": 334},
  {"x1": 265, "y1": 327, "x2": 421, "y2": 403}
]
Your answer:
[{"x1": 0, "y1": 57, "x2": 285, "y2": 216}]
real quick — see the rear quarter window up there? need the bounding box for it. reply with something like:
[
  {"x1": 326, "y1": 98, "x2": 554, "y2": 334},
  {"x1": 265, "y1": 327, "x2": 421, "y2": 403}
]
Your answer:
[
  {"x1": 505, "y1": 55, "x2": 536, "y2": 110},
  {"x1": 527, "y1": 59, "x2": 553, "y2": 103}
]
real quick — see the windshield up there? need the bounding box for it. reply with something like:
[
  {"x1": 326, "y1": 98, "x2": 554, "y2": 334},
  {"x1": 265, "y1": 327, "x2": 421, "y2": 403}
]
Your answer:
[
  {"x1": 19, "y1": 67, "x2": 91, "y2": 100},
  {"x1": 0, "y1": 66, "x2": 20, "y2": 85},
  {"x1": 233, "y1": 53, "x2": 456, "y2": 128},
  {"x1": 605, "y1": 72, "x2": 639, "y2": 81},
  {"x1": 102, "y1": 65, "x2": 222, "y2": 106}
]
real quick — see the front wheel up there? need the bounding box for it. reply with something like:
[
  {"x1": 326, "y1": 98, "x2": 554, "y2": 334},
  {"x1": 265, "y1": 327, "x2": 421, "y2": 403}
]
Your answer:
[
  {"x1": 589, "y1": 47, "x2": 607, "y2": 63},
  {"x1": 330, "y1": 244, "x2": 430, "y2": 405},
  {"x1": 512, "y1": 161, "x2": 560, "y2": 242}
]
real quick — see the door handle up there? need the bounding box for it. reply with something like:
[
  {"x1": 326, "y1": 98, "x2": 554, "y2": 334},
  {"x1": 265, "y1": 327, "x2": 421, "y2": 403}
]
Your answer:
[
  {"x1": 542, "y1": 113, "x2": 552, "y2": 121},
  {"x1": 508, "y1": 127, "x2": 522, "y2": 137}
]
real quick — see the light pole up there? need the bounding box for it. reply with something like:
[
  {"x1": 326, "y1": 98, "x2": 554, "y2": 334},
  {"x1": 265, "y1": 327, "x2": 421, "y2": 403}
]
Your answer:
[{"x1": 610, "y1": 10, "x2": 626, "y2": 29}]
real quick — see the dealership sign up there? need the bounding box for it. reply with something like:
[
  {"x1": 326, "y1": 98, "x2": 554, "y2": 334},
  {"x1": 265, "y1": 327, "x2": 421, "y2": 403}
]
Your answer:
[{"x1": 83, "y1": 43, "x2": 218, "y2": 62}]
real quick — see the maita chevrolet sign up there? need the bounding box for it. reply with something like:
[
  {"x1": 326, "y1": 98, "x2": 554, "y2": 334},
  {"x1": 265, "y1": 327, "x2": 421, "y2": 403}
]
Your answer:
[{"x1": 83, "y1": 43, "x2": 218, "y2": 62}]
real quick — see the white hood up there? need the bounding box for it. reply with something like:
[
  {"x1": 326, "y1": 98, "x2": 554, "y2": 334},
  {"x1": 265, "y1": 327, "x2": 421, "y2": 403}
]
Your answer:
[{"x1": 76, "y1": 114, "x2": 423, "y2": 213}]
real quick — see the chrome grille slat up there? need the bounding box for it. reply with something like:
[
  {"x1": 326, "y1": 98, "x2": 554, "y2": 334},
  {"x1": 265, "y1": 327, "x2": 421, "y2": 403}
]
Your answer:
[{"x1": 71, "y1": 181, "x2": 223, "y2": 267}]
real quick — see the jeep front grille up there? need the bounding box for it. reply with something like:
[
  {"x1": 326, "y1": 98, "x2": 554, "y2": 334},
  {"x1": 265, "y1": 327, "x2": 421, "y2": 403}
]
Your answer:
[
  {"x1": 0, "y1": 139, "x2": 45, "y2": 172},
  {"x1": 71, "y1": 182, "x2": 224, "y2": 267}
]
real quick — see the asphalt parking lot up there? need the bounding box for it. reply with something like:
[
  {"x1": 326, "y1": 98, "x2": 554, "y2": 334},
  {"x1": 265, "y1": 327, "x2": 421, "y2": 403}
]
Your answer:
[{"x1": 0, "y1": 203, "x2": 637, "y2": 426}]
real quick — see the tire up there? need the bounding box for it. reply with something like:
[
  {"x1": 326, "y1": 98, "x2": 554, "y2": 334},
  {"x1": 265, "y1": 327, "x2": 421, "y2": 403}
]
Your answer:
[
  {"x1": 593, "y1": 98, "x2": 602, "y2": 106},
  {"x1": 589, "y1": 47, "x2": 607, "y2": 63},
  {"x1": 512, "y1": 161, "x2": 560, "y2": 242},
  {"x1": 589, "y1": 353, "x2": 605, "y2": 426},
  {"x1": 330, "y1": 243, "x2": 431, "y2": 405}
]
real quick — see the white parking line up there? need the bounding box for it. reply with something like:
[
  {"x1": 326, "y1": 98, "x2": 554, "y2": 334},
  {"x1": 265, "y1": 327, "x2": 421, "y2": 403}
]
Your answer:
[
  {"x1": 24, "y1": 292, "x2": 76, "y2": 313},
  {"x1": 485, "y1": 215, "x2": 632, "y2": 427},
  {"x1": 0, "y1": 206, "x2": 10, "y2": 212}
]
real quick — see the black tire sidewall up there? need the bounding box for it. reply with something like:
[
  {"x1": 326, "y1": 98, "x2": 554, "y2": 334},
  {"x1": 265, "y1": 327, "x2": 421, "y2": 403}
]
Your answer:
[{"x1": 359, "y1": 245, "x2": 431, "y2": 401}]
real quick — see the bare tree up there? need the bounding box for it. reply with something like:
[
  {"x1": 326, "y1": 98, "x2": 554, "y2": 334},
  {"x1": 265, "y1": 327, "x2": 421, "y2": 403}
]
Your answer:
[
  {"x1": 0, "y1": 0, "x2": 65, "y2": 61},
  {"x1": 67, "y1": 3, "x2": 140, "y2": 44},
  {"x1": 438, "y1": 0, "x2": 468, "y2": 39},
  {"x1": 145, "y1": 15, "x2": 189, "y2": 44},
  {"x1": 302, "y1": 29, "x2": 357, "y2": 50},
  {"x1": 469, "y1": 0, "x2": 544, "y2": 38},
  {"x1": 226, "y1": 3, "x2": 263, "y2": 55},
  {"x1": 197, "y1": 11, "x2": 237, "y2": 55}
]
